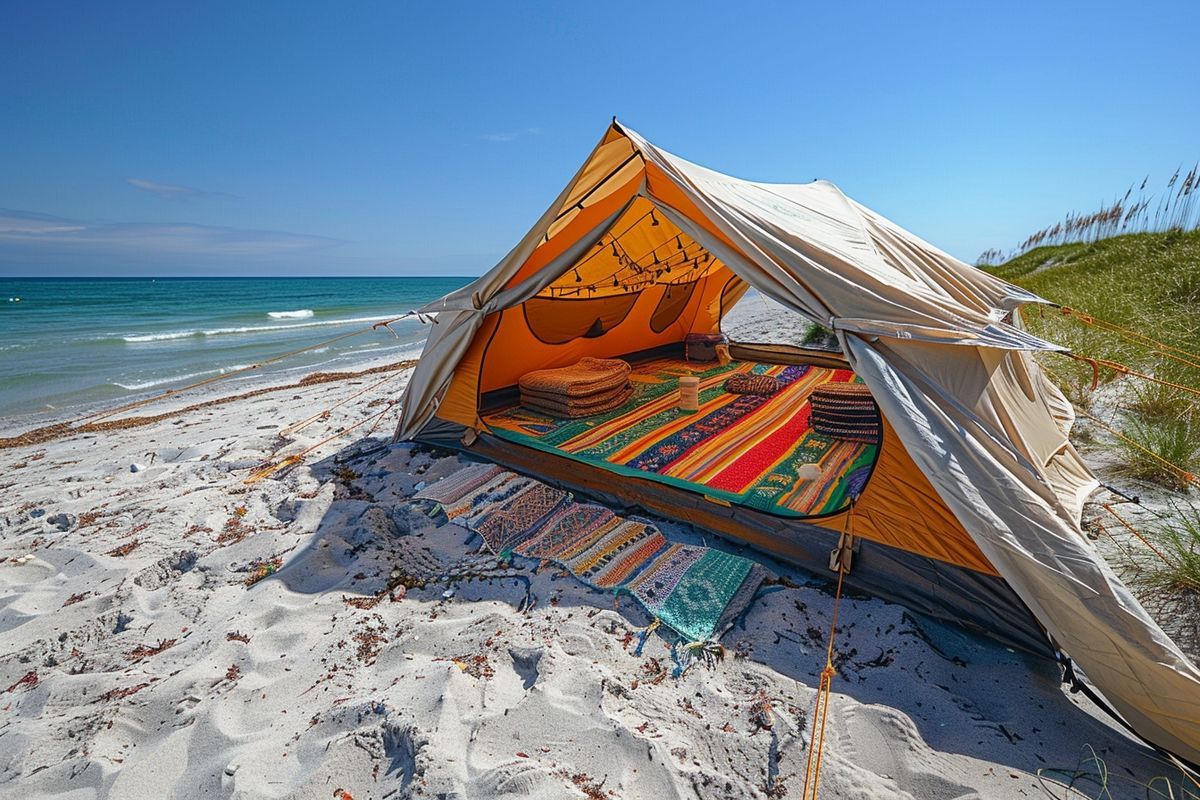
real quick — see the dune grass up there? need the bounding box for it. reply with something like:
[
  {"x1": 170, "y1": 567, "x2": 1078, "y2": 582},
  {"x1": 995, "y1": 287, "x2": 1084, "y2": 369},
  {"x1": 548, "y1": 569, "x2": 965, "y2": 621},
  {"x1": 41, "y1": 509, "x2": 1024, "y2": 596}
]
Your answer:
[
  {"x1": 989, "y1": 229, "x2": 1200, "y2": 355},
  {"x1": 1124, "y1": 378, "x2": 1195, "y2": 423},
  {"x1": 978, "y1": 163, "x2": 1200, "y2": 267},
  {"x1": 1037, "y1": 743, "x2": 1200, "y2": 799},
  {"x1": 988, "y1": 230, "x2": 1200, "y2": 489},
  {"x1": 1145, "y1": 502, "x2": 1200, "y2": 597},
  {"x1": 1111, "y1": 415, "x2": 1200, "y2": 492}
]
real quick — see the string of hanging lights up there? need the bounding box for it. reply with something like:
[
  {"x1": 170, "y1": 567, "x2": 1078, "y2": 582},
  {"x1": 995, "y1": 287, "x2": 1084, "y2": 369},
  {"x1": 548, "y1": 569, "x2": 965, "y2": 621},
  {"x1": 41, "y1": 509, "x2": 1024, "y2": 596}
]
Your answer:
[
  {"x1": 548, "y1": 241, "x2": 712, "y2": 297},
  {"x1": 554, "y1": 206, "x2": 661, "y2": 276},
  {"x1": 541, "y1": 209, "x2": 719, "y2": 298}
]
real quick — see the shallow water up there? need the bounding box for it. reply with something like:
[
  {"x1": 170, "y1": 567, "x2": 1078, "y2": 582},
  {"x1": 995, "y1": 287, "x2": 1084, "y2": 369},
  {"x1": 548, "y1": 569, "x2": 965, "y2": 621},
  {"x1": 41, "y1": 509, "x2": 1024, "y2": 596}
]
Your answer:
[{"x1": 0, "y1": 276, "x2": 468, "y2": 415}]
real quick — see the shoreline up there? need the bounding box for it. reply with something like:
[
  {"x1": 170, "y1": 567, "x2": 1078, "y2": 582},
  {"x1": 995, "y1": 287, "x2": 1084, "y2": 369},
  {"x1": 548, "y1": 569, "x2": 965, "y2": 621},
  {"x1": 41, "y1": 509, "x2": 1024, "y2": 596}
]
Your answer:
[
  {"x1": 0, "y1": 336, "x2": 426, "y2": 436},
  {"x1": 0, "y1": 358, "x2": 418, "y2": 450}
]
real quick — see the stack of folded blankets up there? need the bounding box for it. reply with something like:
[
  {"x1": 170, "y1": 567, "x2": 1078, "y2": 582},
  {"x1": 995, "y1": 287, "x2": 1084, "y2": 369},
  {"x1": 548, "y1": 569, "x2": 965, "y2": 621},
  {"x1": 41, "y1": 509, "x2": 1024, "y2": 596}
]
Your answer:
[
  {"x1": 809, "y1": 382, "x2": 881, "y2": 444},
  {"x1": 519, "y1": 357, "x2": 633, "y2": 418}
]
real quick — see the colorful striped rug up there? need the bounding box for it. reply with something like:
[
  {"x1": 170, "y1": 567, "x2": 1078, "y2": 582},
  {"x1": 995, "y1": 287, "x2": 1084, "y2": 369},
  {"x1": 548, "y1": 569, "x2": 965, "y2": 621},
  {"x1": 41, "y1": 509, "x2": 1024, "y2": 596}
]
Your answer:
[
  {"x1": 531, "y1": 511, "x2": 667, "y2": 590},
  {"x1": 468, "y1": 481, "x2": 572, "y2": 555},
  {"x1": 412, "y1": 462, "x2": 504, "y2": 511},
  {"x1": 483, "y1": 357, "x2": 879, "y2": 519},
  {"x1": 412, "y1": 465, "x2": 537, "y2": 522},
  {"x1": 412, "y1": 464, "x2": 768, "y2": 646},
  {"x1": 513, "y1": 502, "x2": 617, "y2": 560}
]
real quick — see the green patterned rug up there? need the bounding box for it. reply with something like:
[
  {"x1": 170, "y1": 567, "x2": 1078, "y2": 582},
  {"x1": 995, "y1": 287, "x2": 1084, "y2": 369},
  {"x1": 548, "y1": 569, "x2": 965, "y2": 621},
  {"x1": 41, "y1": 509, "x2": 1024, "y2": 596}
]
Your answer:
[{"x1": 483, "y1": 357, "x2": 878, "y2": 519}]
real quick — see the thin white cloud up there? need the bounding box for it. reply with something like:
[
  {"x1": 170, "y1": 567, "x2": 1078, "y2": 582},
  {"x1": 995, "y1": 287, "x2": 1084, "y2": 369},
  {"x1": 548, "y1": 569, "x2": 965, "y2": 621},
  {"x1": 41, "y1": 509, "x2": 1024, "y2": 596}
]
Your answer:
[
  {"x1": 0, "y1": 210, "x2": 87, "y2": 235},
  {"x1": 479, "y1": 127, "x2": 542, "y2": 143},
  {"x1": 126, "y1": 178, "x2": 238, "y2": 200},
  {"x1": 0, "y1": 209, "x2": 340, "y2": 257}
]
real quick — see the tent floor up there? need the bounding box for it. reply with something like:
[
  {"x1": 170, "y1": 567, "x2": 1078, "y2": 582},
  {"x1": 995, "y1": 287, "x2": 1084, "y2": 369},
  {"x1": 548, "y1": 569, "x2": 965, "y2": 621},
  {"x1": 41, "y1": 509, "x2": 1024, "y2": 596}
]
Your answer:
[{"x1": 481, "y1": 356, "x2": 879, "y2": 521}]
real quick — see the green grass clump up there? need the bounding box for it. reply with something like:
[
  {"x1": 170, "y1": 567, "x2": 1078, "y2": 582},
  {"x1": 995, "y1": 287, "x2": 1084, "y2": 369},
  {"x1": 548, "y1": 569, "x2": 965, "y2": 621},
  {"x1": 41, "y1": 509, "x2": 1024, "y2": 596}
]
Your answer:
[
  {"x1": 801, "y1": 323, "x2": 839, "y2": 351},
  {"x1": 1124, "y1": 379, "x2": 1195, "y2": 423},
  {"x1": 1112, "y1": 415, "x2": 1200, "y2": 490},
  {"x1": 1038, "y1": 743, "x2": 1200, "y2": 799},
  {"x1": 1144, "y1": 503, "x2": 1200, "y2": 597}
]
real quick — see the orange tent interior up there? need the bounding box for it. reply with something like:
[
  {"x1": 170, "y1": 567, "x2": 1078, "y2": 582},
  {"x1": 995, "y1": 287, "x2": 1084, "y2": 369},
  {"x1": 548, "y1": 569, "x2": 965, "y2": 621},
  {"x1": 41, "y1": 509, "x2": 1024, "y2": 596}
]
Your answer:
[{"x1": 425, "y1": 189, "x2": 1000, "y2": 583}]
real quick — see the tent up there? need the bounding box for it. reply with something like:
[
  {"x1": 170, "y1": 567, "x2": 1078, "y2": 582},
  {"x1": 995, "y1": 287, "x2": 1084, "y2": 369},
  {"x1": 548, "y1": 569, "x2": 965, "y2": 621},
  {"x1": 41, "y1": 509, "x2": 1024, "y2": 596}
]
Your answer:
[{"x1": 395, "y1": 121, "x2": 1200, "y2": 766}]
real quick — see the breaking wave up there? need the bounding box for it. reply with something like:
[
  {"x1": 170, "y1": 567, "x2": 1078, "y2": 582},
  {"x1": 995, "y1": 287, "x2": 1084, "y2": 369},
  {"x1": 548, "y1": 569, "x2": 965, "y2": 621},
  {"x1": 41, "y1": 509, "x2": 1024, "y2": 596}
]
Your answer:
[
  {"x1": 268, "y1": 309, "x2": 314, "y2": 319},
  {"x1": 119, "y1": 314, "x2": 402, "y2": 343},
  {"x1": 112, "y1": 373, "x2": 207, "y2": 390},
  {"x1": 112, "y1": 364, "x2": 255, "y2": 391}
]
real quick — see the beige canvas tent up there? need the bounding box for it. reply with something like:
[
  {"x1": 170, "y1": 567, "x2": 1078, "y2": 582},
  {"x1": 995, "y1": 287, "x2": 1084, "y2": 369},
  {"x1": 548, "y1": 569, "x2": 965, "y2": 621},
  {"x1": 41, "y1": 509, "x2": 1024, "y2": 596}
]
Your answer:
[{"x1": 395, "y1": 121, "x2": 1200, "y2": 767}]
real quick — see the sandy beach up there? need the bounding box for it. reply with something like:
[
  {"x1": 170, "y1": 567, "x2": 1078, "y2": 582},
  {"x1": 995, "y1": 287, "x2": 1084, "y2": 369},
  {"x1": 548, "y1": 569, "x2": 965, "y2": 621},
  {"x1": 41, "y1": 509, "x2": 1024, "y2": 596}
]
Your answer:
[{"x1": 0, "y1": 296, "x2": 1190, "y2": 799}]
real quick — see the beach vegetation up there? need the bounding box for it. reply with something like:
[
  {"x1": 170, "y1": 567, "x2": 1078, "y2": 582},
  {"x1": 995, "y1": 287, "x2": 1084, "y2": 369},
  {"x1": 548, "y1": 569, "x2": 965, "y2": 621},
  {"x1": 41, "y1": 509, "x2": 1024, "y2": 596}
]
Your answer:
[
  {"x1": 978, "y1": 163, "x2": 1200, "y2": 266},
  {"x1": 988, "y1": 230, "x2": 1200, "y2": 491},
  {"x1": 1112, "y1": 415, "x2": 1200, "y2": 491},
  {"x1": 801, "y1": 323, "x2": 839, "y2": 350},
  {"x1": 1037, "y1": 743, "x2": 1200, "y2": 799},
  {"x1": 1143, "y1": 502, "x2": 1200, "y2": 598}
]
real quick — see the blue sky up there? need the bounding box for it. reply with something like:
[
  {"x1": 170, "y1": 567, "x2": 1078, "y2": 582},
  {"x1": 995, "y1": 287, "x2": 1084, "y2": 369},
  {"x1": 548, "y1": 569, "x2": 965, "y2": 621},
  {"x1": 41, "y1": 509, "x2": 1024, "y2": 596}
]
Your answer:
[{"x1": 2, "y1": 1, "x2": 1196, "y2": 276}]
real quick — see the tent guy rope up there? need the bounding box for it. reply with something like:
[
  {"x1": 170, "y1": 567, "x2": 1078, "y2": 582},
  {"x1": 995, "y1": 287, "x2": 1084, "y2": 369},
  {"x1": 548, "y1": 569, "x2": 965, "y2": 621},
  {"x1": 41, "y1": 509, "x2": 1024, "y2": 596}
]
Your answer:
[
  {"x1": 1064, "y1": 352, "x2": 1200, "y2": 399},
  {"x1": 1076, "y1": 407, "x2": 1200, "y2": 490},
  {"x1": 279, "y1": 371, "x2": 402, "y2": 437},
  {"x1": 1055, "y1": 304, "x2": 1200, "y2": 372},
  {"x1": 801, "y1": 503, "x2": 856, "y2": 800},
  {"x1": 244, "y1": 400, "x2": 401, "y2": 485}
]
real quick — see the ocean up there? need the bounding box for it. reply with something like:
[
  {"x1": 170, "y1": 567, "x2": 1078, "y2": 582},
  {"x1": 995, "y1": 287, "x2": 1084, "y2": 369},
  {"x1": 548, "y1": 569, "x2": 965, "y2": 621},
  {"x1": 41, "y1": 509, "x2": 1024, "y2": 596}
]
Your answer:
[{"x1": 0, "y1": 276, "x2": 470, "y2": 418}]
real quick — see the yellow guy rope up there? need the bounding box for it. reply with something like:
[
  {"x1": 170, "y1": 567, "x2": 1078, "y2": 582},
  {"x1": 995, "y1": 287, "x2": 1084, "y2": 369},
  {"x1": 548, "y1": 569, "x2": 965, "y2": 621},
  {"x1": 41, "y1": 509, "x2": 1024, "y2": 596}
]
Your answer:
[
  {"x1": 1057, "y1": 306, "x2": 1200, "y2": 373},
  {"x1": 1064, "y1": 353, "x2": 1200, "y2": 399},
  {"x1": 1036, "y1": 359, "x2": 1196, "y2": 566},
  {"x1": 1091, "y1": 518, "x2": 1140, "y2": 563},
  {"x1": 244, "y1": 400, "x2": 400, "y2": 484},
  {"x1": 280, "y1": 371, "x2": 401, "y2": 437},
  {"x1": 1074, "y1": 408, "x2": 1200, "y2": 490},
  {"x1": 800, "y1": 508, "x2": 854, "y2": 800},
  {"x1": 1100, "y1": 503, "x2": 1175, "y2": 569}
]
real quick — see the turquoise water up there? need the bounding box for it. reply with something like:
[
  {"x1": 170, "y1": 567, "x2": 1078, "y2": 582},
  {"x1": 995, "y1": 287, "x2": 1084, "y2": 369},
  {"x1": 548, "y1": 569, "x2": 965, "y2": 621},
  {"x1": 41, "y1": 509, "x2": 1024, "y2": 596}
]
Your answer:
[{"x1": 0, "y1": 277, "x2": 470, "y2": 417}]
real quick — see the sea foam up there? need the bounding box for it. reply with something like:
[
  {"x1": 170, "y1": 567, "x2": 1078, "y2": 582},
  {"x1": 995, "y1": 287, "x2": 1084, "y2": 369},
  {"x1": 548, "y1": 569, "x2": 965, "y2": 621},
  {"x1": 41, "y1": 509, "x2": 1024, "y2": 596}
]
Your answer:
[
  {"x1": 113, "y1": 363, "x2": 255, "y2": 390},
  {"x1": 268, "y1": 309, "x2": 314, "y2": 319},
  {"x1": 120, "y1": 314, "x2": 402, "y2": 343}
]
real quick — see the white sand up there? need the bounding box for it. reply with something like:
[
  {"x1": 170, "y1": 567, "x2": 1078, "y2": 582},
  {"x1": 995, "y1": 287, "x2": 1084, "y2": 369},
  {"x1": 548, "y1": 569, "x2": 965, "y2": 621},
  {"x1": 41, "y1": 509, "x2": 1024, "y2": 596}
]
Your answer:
[{"x1": 0, "y1": 297, "x2": 1192, "y2": 799}]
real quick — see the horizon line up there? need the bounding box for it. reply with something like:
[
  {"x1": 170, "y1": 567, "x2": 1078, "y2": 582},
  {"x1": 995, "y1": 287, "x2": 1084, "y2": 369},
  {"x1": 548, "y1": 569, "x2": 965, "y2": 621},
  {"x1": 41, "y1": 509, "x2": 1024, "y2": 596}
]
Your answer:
[{"x1": 0, "y1": 274, "x2": 482, "y2": 280}]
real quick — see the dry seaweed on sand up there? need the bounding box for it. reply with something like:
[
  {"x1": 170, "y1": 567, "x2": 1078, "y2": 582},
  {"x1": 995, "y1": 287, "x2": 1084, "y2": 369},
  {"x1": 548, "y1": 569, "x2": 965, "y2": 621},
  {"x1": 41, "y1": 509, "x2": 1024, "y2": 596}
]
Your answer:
[
  {"x1": 242, "y1": 556, "x2": 283, "y2": 587},
  {"x1": 5, "y1": 671, "x2": 39, "y2": 693},
  {"x1": 127, "y1": 638, "x2": 176, "y2": 661},
  {"x1": 105, "y1": 539, "x2": 140, "y2": 557}
]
